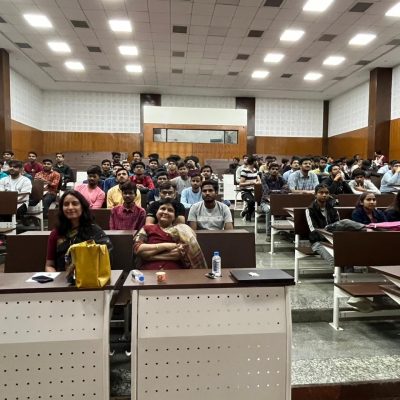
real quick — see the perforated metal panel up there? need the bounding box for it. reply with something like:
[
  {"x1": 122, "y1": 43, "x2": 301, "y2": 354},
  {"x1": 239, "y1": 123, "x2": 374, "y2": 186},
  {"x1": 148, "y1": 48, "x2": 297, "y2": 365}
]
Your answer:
[
  {"x1": 0, "y1": 291, "x2": 111, "y2": 399},
  {"x1": 133, "y1": 287, "x2": 291, "y2": 400}
]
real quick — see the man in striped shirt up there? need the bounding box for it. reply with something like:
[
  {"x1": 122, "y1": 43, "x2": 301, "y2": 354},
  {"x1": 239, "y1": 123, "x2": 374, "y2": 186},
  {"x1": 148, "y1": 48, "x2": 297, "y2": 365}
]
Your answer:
[{"x1": 239, "y1": 155, "x2": 261, "y2": 221}]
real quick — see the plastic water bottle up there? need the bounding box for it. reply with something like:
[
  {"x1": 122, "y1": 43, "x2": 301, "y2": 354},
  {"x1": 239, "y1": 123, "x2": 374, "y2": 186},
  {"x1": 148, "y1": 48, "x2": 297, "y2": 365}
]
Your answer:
[
  {"x1": 211, "y1": 251, "x2": 222, "y2": 277},
  {"x1": 132, "y1": 269, "x2": 145, "y2": 283}
]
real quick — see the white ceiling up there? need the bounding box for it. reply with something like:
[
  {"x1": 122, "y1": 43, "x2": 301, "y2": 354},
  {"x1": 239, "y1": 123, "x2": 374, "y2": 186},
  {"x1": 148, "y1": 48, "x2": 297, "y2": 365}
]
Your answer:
[{"x1": 1, "y1": 0, "x2": 400, "y2": 100}]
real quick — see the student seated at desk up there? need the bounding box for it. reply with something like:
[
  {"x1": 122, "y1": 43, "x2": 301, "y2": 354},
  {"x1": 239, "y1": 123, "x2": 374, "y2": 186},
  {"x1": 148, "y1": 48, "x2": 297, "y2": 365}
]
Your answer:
[
  {"x1": 348, "y1": 168, "x2": 380, "y2": 195},
  {"x1": 45, "y1": 190, "x2": 112, "y2": 272},
  {"x1": 188, "y1": 180, "x2": 233, "y2": 230},
  {"x1": 305, "y1": 184, "x2": 340, "y2": 266},
  {"x1": 180, "y1": 173, "x2": 202, "y2": 209},
  {"x1": 75, "y1": 165, "x2": 105, "y2": 209},
  {"x1": 134, "y1": 199, "x2": 207, "y2": 270},
  {"x1": 109, "y1": 182, "x2": 145, "y2": 230},
  {"x1": 351, "y1": 192, "x2": 386, "y2": 224},
  {"x1": 385, "y1": 192, "x2": 400, "y2": 221}
]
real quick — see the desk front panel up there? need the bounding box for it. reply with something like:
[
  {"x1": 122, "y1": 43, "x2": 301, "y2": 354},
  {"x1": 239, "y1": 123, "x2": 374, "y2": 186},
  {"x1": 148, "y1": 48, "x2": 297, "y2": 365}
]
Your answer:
[
  {"x1": 0, "y1": 290, "x2": 110, "y2": 399},
  {"x1": 133, "y1": 286, "x2": 290, "y2": 400}
]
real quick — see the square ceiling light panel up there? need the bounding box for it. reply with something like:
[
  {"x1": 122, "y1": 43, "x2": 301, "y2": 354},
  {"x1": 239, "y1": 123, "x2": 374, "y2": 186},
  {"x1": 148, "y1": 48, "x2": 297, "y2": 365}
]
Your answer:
[
  {"x1": 264, "y1": 53, "x2": 284, "y2": 63},
  {"x1": 23, "y1": 14, "x2": 52, "y2": 28},
  {"x1": 125, "y1": 64, "x2": 143, "y2": 73},
  {"x1": 303, "y1": 0, "x2": 334, "y2": 12},
  {"x1": 48, "y1": 41, "x2": 71, "y2": 53},
  {"x1": 280, "y1": 29, "x2": 305, "y2": 42},
  {"x1": 119, "y1": 45, "x2": 138, "y2": 55},
  {"x1": 65, "y1": 61, "x2": 85, "y2": 71},
  {"x1": 252, "y1": 70, "x2": 269, "y2": 79},
  {"x1": 323, "y1": 56, "x2": 345, "y2": 65},
  {"x1": 349, "y1": 33, "x2": 376, "y2": 45},
  {"x1": 109, "y1": 19, "x2": 132, "y2": 32},
  {"x1": 304, "y1": 72, "x2": 322, "y2": 81},
  {"x1": 386, "y1": 2, "x2": 400, "y2": 16}
]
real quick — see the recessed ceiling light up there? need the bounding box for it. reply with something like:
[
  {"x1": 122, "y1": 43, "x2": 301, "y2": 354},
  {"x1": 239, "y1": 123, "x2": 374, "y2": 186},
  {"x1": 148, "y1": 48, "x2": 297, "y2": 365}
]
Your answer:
[
  {"x1": 125, "y1": 64, "x2": 142, "y2": 73},
  {"x1": 23, "y1": 14, "x2": 52, "y2": 28},
  {"x1": 109, "y1": 19, "x2": 132, "y2": 32},
  {"x1": 264, "y1": 53, "x2": 285, "y2": 63},
  {"x1": 303, "y1": 0, "x2": 334, "y2": 12},
  {"x1": 65, "y1": 61, "x2": 84, "y2": 71},
  {"x1": 252, "y1": 70, "x2": 269, "y2": 79},
  {"x1": 386, "y1": 2, "x2": 400, "y2": 17},
  {"x1": 118, "y1": 45, "x2": 138, "y2": 56},
  {"x1": 323, "y1": 55, "x2": 345, "y2": 66},
  {"x1": 349, "y1": 33, "x2": 376, "y2": 46},
  {"x1": 304, "y1": 72, "x2": 322, "y2": 81},
  {"x1": 280, "y1": 29, "x2": 305, "y2": 42},
  {"x1": 47, "y1": 41, "x2": 71, "y2": 53}
]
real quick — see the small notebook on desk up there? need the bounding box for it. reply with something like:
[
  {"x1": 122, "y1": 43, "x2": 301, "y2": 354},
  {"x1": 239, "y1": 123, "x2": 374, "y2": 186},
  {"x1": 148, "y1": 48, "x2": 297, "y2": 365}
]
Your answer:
[{"x1": 230, "y1": 269, "x2": 294, "y2": 285}]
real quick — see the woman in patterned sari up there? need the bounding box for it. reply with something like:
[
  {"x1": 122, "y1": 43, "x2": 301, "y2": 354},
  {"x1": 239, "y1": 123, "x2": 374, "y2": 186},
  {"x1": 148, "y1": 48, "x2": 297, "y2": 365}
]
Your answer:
[{"x1": 134, "y1": 199, "x2": 207, "y2": 270}]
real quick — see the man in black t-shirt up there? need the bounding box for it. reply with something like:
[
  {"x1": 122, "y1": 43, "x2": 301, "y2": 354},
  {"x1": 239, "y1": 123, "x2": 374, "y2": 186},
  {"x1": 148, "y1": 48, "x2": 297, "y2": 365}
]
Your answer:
[{"x1": 146, "y1": 181, "x2": 185, "y2": 224}]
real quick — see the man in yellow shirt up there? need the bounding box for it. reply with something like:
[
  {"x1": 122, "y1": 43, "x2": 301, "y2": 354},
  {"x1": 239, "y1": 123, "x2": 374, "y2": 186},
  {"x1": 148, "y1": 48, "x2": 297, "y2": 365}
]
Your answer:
[{"x1": 107, "y1": 168, "x2": 141, "y2": 208}]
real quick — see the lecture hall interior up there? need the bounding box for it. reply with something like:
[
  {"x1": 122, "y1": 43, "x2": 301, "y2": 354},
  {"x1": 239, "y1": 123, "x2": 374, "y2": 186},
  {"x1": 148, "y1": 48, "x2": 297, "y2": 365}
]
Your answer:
[{"x1": 1, "y1": 0, "x2": 400, "y2": 399}]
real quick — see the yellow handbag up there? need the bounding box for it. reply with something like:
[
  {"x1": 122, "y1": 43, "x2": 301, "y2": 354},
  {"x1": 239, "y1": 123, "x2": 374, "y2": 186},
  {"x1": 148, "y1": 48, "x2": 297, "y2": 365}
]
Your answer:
[{"x1": 67, "y1": 240, "x2": 111, "y2": 288}]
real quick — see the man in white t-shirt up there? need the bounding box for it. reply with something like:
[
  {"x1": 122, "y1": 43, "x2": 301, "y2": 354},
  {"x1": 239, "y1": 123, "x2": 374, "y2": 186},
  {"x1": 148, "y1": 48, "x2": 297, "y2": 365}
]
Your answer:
[
  {"x1": 188, "y1": 180, "x2": 233, "y2": 230},
  {"x1": 0, "y1": 160, "x2": 32, "y2": 219}
]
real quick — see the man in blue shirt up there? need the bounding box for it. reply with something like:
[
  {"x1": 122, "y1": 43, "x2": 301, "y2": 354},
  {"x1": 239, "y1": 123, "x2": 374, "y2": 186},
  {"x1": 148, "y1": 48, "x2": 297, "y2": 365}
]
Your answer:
[
  {"x1": 288, "y1": 157, "x2": 319, "y2": 194},
  {"x1": 380, "y1": 160, "x2": 400, "y2": 193},
  {"x1": 181, "y1": 173, "x2": 202, "y2": 209}
]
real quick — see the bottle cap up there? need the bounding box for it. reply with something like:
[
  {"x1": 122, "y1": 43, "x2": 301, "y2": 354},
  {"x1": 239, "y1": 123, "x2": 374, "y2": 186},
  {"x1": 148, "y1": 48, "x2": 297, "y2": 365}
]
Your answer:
[
  {"x1": 213, "y1": 251, "x2": 220, "y2": 256},
  {"x1": 137, "y1": 275, "x2": 145, "y2": 282}
]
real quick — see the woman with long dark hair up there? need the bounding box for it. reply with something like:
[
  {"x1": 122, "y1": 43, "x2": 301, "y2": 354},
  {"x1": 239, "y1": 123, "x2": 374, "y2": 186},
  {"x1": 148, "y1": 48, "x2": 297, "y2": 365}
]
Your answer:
[
  {"x1": 45, "y1": 190, "x2": 112, "y2": 272},
  {"x1": 351, "y1": 192, "x2": 386, "y2": 224},
  {"x1": 385, "y1": 192, "x2": 400, "y2": 221}
]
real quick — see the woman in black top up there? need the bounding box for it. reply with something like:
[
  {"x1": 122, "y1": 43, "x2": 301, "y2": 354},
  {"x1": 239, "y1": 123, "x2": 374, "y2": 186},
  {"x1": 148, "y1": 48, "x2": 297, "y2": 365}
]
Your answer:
[
  {"x1": 45, "y1": 190, "x2": 112, "y2": 272},
  {"x1": 385, "y1": 192, "x2": 400, "y2": 221},
  {"x1": 351, "y1": 192, "x2": 386, "y2": 225}
]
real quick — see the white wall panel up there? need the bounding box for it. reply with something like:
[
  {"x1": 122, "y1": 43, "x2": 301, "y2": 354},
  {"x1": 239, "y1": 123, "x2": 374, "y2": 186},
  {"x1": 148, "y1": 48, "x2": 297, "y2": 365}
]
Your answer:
[
  {"x1": 42, "y1": 91, "x2": 141, "y2": 133},
  {"x1": 162, "y1": 95, "x2": 235, "y2": 109},
  {"x1": 144, "y1": 106, "x2": 247, "y2": 126},
  {"x1": 328, "y1": 82, "x2": 369, "y2": 137},
  {"x1": 255, "y1": 98, "x2": 323, "y2": 137},
  {"x1": 391, "y1": 65, "x2": 400, "y2": 120},
  {"x1": 10, "y1": 69, "x2": 43, "y2": 130}
]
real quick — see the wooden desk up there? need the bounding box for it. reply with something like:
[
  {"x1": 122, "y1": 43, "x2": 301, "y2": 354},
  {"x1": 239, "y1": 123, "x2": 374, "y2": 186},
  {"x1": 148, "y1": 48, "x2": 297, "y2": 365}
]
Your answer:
[
  {"x1": 322, "y1": 232, "x2": 400, "y2": 330},
  {"x1": 370, "y1": 266, "x2": 400, "y2": 305},
  {"x1": 0, "y1": 270, "x2": 123, "y2": 400},
  {"x1": 125, "y1": 269, "x2": 294, "y2": 400},
  {"x1": 0, "y1": 191, "x2": 18, "y2": 233},
  {"x1": 4, "y1": 230, "x2": 136, "y2": 272}
]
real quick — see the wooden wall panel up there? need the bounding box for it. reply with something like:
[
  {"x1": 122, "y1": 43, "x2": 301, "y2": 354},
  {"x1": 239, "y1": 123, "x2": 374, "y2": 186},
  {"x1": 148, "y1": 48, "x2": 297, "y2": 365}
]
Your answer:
[
  {"x1": 143, "y1": 123, "x2": 247, "y2": 164},
  {"x1": 42, "y1": 131, "x2": 140, "y2": 154},
  {"x1": 327, "y1": 127, "x2": 368, "y2": 159},
  {"x1": 389, "y1": 118, "x2": 400, "y2": 161},
  {"x1": 11, "y1": 120, "x2": 43, "y2": 160},
  {"x1": 11, "y1": 120, "x2": 140, "y2": 160},
  {"x1": 256, "y1": 136, "x2": 322, "y2": 156}
]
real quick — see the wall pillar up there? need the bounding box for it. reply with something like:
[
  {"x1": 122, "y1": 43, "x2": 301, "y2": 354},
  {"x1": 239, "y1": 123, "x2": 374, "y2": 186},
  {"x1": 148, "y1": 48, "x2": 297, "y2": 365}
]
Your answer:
[
  {"x1": 140, "y1": 94, "x2": 161, "y2": 155},
  {"x1": 368, "y1": 67, "x2": 392, "y2": 159},
  {"x1": 236, "y1": 97, "x2": 255, "y2": 155},
  {"x1": 0, "y1": 49, "x2": 11, "y2": 153},
  {"x1": 322, "y1": 100, "x2": 329, "y2": 155}
]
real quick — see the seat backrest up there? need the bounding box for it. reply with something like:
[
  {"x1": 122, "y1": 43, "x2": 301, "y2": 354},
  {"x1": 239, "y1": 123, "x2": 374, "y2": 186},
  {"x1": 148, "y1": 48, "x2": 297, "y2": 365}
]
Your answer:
[
  {"x1": 5, "y1": 230, "x2": 135, "y2": 272},
  {"x1": 196, "y1": 229, "x2": 255, "y2": 268},
  {"x1": 30, "y1": 179, "x2": 44, "y2": 203},
  {"x1": 336, "y1": 193, "x2": 394, "y2": 207},
  {"x1": 0, "y1": 191, "x2": 18, "y2": 214},
  {"x1": 269, "y1": 194, "x2": 314, "y2": 217},
  {"x1": 333, "y1": 231, "x2": 400, "y2": 267}
]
